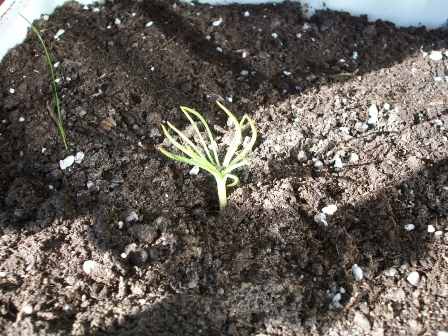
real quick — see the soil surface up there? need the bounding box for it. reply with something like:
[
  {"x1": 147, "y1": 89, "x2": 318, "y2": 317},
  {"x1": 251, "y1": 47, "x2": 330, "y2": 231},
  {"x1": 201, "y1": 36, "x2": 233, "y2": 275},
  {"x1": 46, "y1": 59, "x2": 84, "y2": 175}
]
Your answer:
[{"x1": 1, "y1": 0, "x2": 448, "y2": 335}]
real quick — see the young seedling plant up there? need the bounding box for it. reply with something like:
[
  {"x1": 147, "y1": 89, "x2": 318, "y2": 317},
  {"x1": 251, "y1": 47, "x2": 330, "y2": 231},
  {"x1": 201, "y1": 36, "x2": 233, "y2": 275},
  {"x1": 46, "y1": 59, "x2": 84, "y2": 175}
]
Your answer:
[
  {"x1": 20, "y1": 14, "x2": 68, "y2": 150},
  {"x1": 158, "y1": 101, "x2": 257, "y2": 211}
]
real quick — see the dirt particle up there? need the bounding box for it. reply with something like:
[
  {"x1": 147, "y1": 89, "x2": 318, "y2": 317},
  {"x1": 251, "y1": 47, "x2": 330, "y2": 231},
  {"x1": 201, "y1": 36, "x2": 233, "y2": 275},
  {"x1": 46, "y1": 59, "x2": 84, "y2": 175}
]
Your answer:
[
  {"x1": 98, "y1": 116, "x2": 116, "y2": 132},
  {"x1": 128, "y1": 247, "x2": 148, "y2": 265},
  {"x1": 8, "y1": 110, "x2": 20, "y2": 123},
  {"x1": 353, "y1": 311, "x2": 371, "y2": 331}
]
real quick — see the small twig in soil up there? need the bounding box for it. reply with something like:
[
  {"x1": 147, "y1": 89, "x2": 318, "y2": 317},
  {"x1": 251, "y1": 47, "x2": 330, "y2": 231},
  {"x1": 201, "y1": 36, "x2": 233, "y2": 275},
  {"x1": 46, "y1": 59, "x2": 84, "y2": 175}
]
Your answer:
[
  {"x1": 329, "y1": 69, "x2": 359, "y2": 79},
  {"x1": 154, "y1": 35, "x2": 178, "y2": 51},
  {"x1": 46, "y1": 102, "x2": 60, "y2": 127}
]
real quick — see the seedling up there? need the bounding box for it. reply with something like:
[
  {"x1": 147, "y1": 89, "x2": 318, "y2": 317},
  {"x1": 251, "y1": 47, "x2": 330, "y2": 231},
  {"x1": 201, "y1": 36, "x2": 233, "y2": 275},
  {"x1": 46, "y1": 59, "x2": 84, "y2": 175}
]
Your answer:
[
  {"x1": 158, "y1": 101, "x2": 257, "y2": 210},
  {"x1": 20, "y1": 14, "x2": 68, "y2": 150}
]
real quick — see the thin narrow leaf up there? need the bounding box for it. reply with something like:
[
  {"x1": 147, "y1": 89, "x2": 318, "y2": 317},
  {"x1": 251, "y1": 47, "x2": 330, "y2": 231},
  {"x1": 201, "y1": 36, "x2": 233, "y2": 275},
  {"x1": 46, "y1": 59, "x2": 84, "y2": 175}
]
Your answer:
[
  {"x1": 222, "y1": 154, "x2": 249, "y2": 175},
  {"x1": 164, "y1": 122, "x2": 208, "y2": 162},
  {"x1": 217, "y1": 101, "x2": 243, "y2": 166},
  {"x1": 225, "y1": 174, "x2": 239, "y2": 187},
  {"x1": 239, "y1": 115, "x2": 258, "y2": 156},
  {"x1": 180, "y1": 107, "x2": 214, "y2": 164},
  {"x1": 20, "y1": 14, "x2": 68, "y2": 151},
  {"x1": 181, "y1": 106, "x2": 220, "y2": 166},
  {"x1": 158, "y1": 147, "x2": 214, "y2": 172},
  {"x1": 229, "y1": 115, "x2": 257, "y2": 166},
  {"x1": 161, "y1": 125, "x2": 196, "y2": 160},
  {"x1": 161, "y1": 125, "x2": 217, "y2": 172}
]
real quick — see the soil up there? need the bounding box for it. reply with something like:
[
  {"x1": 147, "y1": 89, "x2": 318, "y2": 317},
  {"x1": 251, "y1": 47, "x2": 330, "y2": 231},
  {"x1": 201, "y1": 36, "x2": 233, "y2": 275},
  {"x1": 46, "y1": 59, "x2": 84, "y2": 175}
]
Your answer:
[{"x1": 1, "y1": 0, "x2": 448, "y2": 335}]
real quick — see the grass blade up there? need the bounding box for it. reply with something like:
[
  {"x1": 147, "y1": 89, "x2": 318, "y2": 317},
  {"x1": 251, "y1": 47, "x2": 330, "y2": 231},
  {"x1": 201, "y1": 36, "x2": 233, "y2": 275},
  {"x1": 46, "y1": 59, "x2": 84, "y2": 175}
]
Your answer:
[
  {"x1": 20, "y1": 14, "x2": 68, "y2": 151},
  {"x1": 216, "y1": 101, "x2": 243, "y2": 166},
  {"x1": 181, "y1": 106, "x2": 220, "y2": 166}
]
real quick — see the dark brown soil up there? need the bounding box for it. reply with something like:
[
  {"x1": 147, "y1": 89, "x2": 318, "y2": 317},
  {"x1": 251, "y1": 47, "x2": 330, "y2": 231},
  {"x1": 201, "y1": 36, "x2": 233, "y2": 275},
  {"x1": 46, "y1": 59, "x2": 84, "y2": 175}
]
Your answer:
[{"x1": 1, "y1": 0, "x2": 448, "y2": 335}]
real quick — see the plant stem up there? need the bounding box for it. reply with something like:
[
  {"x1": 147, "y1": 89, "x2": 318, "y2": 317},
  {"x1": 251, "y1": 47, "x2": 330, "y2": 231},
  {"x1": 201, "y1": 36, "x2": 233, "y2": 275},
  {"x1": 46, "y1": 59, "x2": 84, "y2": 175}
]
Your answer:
[
  {"x1": 20, "y1": 14, "x2": 68, "y2": 151},
  {"x1": 216, "y1": 176, "x2": 228, "y2": 211}
]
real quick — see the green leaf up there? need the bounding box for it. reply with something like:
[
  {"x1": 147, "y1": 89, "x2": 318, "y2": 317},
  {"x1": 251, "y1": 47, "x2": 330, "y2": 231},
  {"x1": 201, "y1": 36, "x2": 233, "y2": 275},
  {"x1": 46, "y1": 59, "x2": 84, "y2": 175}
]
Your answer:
[
  {"x1": 20, "y1": 14, "x2": 68, "y2": 151},
  {"x1": 158, "y1": 101, "x2": 257, "y2": 210}
]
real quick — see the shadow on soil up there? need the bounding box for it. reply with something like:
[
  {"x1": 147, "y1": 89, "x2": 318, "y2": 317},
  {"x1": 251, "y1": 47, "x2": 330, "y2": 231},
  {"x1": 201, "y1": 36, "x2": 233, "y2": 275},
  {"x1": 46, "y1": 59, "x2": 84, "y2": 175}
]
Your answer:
[{"x1": 137, "y1": 0, "x2": 443, "y2": 98}]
